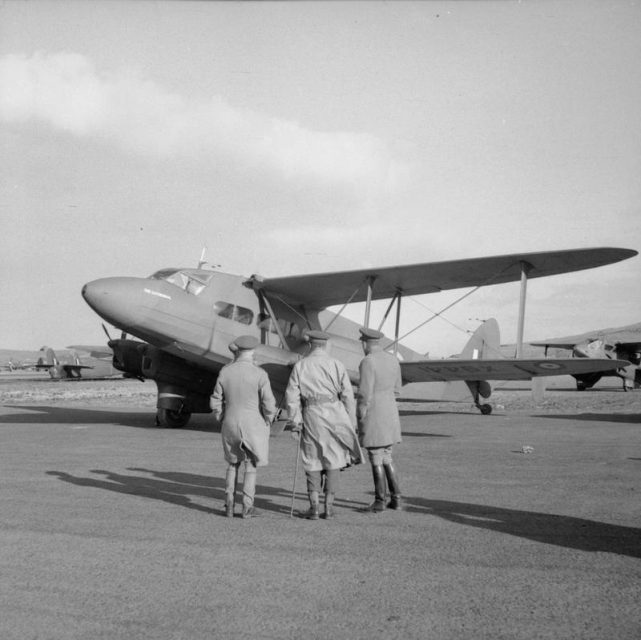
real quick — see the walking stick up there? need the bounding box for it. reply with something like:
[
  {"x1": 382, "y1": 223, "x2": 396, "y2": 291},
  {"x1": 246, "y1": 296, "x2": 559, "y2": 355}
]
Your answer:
[{"x1": 289, "y1": 434, "x2": 301, "y2": 518}]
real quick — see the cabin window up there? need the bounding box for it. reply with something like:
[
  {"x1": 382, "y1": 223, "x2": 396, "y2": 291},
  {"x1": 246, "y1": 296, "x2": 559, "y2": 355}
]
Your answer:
[
  {"x1": 214, "y1": 301, "x2": 254, "y2": 326},
  {"x1": 235, "y1": 306, "x2": 254, "y2": 326},
  {"x1": 214, "y1": 301, "x2": 234, "y2": 319}
]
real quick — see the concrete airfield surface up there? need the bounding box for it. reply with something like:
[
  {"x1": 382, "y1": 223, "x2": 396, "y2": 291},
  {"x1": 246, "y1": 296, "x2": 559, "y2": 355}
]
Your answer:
[{"x1": 0, "y1": 377, "x2": 640, "y2": 640}]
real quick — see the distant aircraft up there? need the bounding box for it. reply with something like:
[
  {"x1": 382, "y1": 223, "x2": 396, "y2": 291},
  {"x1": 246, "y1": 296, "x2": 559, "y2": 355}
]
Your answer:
[
  {"x1": 36, "y1": 346, "x2": 121, "y2": 380},
  {"x1": 81, "y1": 246, "x2": 636, "y2": 427},
  {"x1": 529, "y1": 322, "x2": 641, "y2": 391},
  {"x1": 0, "y1": 349, "x2": 41, "y2": 372}
]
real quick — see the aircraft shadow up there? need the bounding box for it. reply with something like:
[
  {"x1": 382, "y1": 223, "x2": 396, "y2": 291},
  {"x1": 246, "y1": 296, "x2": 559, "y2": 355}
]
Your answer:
[
  {"x1": 1, "y1": 405, "x2": 217, "y2": 431},
  {"x1": 399, "y1": 409, "x2": 474, "y2": 417},
  {"x1": 45, "y1": 467, "x2": 360, "y2": 518},
  {"x1": 402, "y1": 497, "x2": 641, "y2": 558},
  {"x1": 533, "y1": 413, "x2": 641, "y2": 424}
]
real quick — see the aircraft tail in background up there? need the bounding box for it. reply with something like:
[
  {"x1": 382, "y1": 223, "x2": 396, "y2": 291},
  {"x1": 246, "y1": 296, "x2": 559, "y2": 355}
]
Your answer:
[{"x1": 440, "y1": 318, "x2": 501, "y2": 413}]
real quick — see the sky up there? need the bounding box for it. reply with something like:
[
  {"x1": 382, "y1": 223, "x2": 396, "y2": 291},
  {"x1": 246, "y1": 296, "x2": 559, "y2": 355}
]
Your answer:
[{"x1": 1, "y1": 0, "x2": 640, "y2": 357}]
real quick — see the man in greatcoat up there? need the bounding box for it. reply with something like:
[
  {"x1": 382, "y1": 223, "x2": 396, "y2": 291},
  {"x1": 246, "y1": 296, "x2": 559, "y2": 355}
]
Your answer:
[
  {"x1": 211, "y1": 335, "x2": 277, "y2": 519},
  {"x1": 285, "y1": 330, "x2": 363, "y2": 520},
  {"x1": 357, "y1": 327, "x2": 403, "y2": 512}
]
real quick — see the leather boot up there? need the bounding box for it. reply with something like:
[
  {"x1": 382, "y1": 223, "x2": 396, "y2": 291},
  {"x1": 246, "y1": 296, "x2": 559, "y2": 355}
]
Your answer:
[
  {"x1": 305, "y1": 490, "x2": 320, "y2": 520},
  {"x1": 324, "y1": 469, "x2": 338, "y2": 519},
  {"x1": 242, "y1": 466, "x2": 257, "y2": 518},
  {"x1": 383, "y1": 462, "x2": 402, "y2": 510},
  {"x1": 324, "y1": 492, "x2": 335, "y2": 519},
  {"x1": 366, "y1": 464, "x2": 386, "y2": 512},
  {"x1": 225, "y1": 463, "x2": 239, "y2": 517}
]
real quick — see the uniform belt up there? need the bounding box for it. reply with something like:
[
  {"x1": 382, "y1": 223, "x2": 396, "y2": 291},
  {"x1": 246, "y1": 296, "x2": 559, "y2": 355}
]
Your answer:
[{"x1": 302, "y1": 395, "x2": 339, "y2": 406}]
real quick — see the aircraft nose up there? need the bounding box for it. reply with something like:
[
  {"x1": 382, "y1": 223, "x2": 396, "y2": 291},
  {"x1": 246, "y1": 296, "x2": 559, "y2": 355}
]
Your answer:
[{"x1": 82, "y1": 277, "x2": 146, "y2": 330}]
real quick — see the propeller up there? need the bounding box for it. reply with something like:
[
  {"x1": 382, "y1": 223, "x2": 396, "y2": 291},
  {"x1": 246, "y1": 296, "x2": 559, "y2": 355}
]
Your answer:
[{"x1": 102, "y1": 323, "x2": 127, "y2": 343}]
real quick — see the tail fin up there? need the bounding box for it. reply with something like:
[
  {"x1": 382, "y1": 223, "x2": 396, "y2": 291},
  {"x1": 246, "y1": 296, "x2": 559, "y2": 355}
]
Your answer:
[
  {"x1": 37, "y1": 347, "x2": 57, "y2": 366},
  {"x1": 36, "y1": 347, "x2": 60, "y2": 378},
  {"x1": 460, "y1": 318, "x2": 501, "y2": 360},
  {"x1": 442, "y1": 319, "x2": 501, "y2": 413}
]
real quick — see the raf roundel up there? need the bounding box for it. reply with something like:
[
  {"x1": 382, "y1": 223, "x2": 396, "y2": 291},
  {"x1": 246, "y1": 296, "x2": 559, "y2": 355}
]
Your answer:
[{"x1": 536, "y1": 362, "x2": 563, "y2": 370}]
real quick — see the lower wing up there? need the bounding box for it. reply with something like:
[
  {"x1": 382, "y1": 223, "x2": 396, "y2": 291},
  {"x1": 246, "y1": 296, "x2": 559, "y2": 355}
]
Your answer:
[{"x1": 400, "y1": 358, "x2": 630, "y2": 383}]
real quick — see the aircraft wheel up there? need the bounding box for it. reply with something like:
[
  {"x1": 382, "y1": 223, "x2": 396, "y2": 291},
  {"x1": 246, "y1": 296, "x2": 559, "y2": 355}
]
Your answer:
[
  {"x1": 479, "y1": 404, "x2": 492, "y2": 415},
  {"x1": 157, "y1": 408, "x2": 191, "y2": 428}
]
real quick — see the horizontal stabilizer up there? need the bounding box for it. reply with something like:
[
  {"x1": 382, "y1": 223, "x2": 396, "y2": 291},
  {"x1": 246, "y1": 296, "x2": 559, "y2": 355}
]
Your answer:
[{"x1": 62, "y1": 364, "x2": 94, "y2": 372}]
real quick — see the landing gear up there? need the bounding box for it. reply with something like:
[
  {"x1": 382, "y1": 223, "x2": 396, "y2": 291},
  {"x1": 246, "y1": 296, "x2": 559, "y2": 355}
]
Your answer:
[
  {"x1": 478, "y1": 403, "x2": 492, "y2": 415},
  {"x1": 156, "y1": 407, "x2": 191, "y2": 428}
]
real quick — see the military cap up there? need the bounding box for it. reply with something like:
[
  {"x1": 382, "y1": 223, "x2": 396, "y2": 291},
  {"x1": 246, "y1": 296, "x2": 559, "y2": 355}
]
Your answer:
[
  {"x1": 305, "y1": 330, "x2": 330, "y2": 343},
  {"x1": 359, "y1": 327, "x2": 384, "y2": 341},
  {"x1": 234, "y1": 335, "x2": 259, "y2": 350},
  {"x1": 228, "y1": 340, "x2": 239, "y2": 353}
]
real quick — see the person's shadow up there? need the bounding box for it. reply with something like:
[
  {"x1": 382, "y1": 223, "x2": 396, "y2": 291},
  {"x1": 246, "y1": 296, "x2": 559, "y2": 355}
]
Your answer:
[
  {"x1": 46, "y1": 467, "x2": 310, "y2": 517},
  {"x1": 403, "y1": 496, "x2": 641, "y2": 558}
]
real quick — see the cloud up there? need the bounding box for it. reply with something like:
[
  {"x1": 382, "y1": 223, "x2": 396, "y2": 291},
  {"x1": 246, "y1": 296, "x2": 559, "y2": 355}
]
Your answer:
[{"x1": 0, "y1": 51, "x2": 403, "y2": 192}]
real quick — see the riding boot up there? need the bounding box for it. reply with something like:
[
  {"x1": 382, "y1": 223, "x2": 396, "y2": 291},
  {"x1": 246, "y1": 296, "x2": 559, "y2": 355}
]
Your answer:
[
  {"x1": 366, "y1": 464, "x2": 386, "y2": 512},
  {"x1": 306, "y1": 490, "x2": 320, "y2": 520},
  {"x1": 324, "y1": 469, "x2": 339, "y2": 519},
  {"x1": 225, "y1": 463, "x2": 239, "y2": 517},
  {"x1": 242, "y1": 466, "x2": 257, "y2": 518},
  {"x1": 383, "y1": 462, "x2": 402, "y2": 510}
]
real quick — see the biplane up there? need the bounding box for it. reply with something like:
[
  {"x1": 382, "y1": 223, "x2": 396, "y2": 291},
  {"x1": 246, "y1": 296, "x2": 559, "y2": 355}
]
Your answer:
[
  {"x1": 529, "y1": 321, "x2": 641, "y2": 391},
  {"x1": 81, "y1": 246, "x2": 636, "y2": 427}
]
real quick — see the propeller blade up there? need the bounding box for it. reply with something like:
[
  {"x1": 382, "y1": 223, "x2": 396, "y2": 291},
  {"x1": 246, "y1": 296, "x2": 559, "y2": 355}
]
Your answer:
[{"x1": 102, "y1": 323, "x2": 113, "y2": 342}]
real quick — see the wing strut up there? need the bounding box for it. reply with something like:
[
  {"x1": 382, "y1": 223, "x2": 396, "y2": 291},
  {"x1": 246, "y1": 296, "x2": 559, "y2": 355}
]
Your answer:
[
  {"x1": 394, "y1": 291, "x2": 402, "y2": 356},
  {"x1": 364, "y1": 276, "x2": 376, "y2": 327},
  {"x1": 376, "y1": 290, "x2": 403, "y2": 356},
  {"x1": 323, "y1": 278, "x2": 368, "y2": 332},
  {"x1": 377, "y1": 291, "x2": 400, "y2": 331},
  {"x1": 515, "y1": 261, "x2": 532, "y2": 358},
  {"x1": 258, "y1": 291, "x2": 289, "y2": 350}
]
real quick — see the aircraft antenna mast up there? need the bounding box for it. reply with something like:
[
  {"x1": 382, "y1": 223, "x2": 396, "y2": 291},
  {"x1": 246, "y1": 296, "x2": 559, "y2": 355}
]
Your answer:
[{"x1": 197, "y1": 247, "x2": 207, "y2": 269}]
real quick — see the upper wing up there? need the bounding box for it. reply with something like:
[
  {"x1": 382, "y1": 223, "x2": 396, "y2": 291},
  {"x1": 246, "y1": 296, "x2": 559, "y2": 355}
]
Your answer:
[
  {"x1": 249, "y1": 247, "x2": 636, "y2": 308},
  {"x1": 400, "y1": 358, "x2": 631, "y2": 383}
]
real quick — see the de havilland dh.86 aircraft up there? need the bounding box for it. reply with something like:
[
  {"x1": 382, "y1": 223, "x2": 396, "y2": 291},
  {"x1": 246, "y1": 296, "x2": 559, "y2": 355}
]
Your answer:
[
  {"x1": 528, "y1": 321, "x2": 641, "y2": 391},
  {"x1": 81, "y1": 247, "x2": 636, "y2": 427}
]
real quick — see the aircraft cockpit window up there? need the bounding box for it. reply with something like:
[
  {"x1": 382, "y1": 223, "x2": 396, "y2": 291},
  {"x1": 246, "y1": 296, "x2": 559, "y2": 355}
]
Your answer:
[
  {"x1": 214, "y1": 301, "x2": 254, "y2": 326},
  {"x1": 149, "y1": 270, "x2": 212, "y2": 296}
]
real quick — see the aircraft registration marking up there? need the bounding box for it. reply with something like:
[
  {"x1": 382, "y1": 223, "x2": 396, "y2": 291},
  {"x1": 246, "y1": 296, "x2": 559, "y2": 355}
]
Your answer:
[
  {"x1": 144, "y1": 288, "x2": 171, "y2": 300},
  {"x1": 419, "y1": 365, "x2": 497, "y2": 373}
]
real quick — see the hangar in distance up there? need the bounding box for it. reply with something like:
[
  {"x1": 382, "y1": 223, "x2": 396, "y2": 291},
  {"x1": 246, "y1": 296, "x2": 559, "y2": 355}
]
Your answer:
[{"x1": 81, "y1": 246, "x2": 637, "y2": 427}]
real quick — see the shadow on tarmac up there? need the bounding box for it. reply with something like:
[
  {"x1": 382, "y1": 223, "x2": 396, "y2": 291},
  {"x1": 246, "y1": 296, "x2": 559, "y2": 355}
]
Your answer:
[
  {"x1": 45, "y1": 468, "x2": 640, "y2": 555},
  {"x1": 404, "y1": 497, "x2": 641, "y2": 558},
  {"x1": 401, "y1": 430, "x2": 452, "y2": 438},
  {"x1": 533, "y1": 413, "x2": 641, "y2": 424},
  {"x1": 1, "y1": 405, "x2": 215, "y2": 431},
  {"x1": 45, "y1": 467, "x2": 351, "y2": 518}
]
